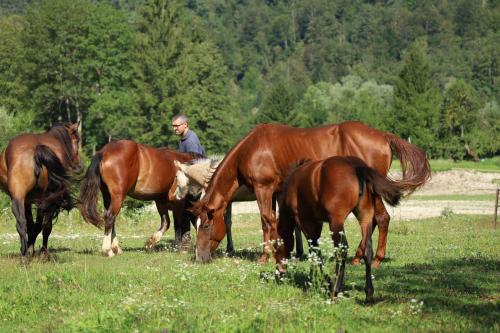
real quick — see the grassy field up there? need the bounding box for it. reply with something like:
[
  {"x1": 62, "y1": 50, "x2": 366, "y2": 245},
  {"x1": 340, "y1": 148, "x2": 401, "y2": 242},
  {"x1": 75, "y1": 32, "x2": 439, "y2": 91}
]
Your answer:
[{"x1": 0, "y1": 208, "x2": 498, "y2": 333}]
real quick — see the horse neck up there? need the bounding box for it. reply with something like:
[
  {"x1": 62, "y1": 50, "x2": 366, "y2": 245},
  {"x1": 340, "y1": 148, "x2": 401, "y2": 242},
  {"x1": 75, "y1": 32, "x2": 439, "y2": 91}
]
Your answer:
[{"x1": 204, "y1": 154, "x2": 239, "y2": 209}]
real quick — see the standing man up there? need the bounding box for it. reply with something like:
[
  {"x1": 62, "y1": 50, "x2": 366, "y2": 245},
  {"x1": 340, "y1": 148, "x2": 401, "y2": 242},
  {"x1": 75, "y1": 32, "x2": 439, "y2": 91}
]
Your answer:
[
  {"x1": 171, "y1": 113, "x2": 206, "y2": 250},
  {"x1": 172, "y1": 113, "x2": 206, "y2": 157}
]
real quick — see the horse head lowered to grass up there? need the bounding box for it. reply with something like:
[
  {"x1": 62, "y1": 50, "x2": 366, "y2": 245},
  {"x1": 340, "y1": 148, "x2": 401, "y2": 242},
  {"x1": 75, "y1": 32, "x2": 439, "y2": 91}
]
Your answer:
[
  {"x1": 173, "y1": 158, "x2": 304, "y2": 256},
  {"x1": 0, "y1": 123, "x2": 82, "y2": 259},
  {"x1": 190, "y1": 121, "x2": 431, "y2": 265}
]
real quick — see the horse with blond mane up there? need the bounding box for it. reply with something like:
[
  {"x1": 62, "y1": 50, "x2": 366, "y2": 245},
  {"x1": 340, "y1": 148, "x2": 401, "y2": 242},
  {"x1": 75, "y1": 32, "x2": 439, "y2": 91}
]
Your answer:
[{"x1": 190, "y1": 121, "x2": 430, "y2": 265}]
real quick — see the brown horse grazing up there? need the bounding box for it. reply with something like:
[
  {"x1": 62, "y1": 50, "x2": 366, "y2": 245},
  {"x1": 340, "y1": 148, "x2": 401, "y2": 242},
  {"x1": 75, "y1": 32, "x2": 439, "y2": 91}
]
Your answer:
[
  {"x1": 173, "y1": 158, "x2": 305, "y2": 256},
  {"x1": 190, "y1": 121, "x2": 430, "y2": 264},
  {"x1": 274, "y1": 156, "x2": 404, "y2": 302},
  {"x1": 79, "y1": 140, "x2": 198, "y2": 257},
  {"x1": 0, "y1": 123, "x2": 82, "y2": 258}
]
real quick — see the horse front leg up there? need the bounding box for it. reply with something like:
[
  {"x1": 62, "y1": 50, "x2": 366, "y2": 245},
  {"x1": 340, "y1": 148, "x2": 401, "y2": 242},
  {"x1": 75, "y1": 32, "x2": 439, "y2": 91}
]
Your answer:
[
  {"x1": 254, "y1": 186, "x2": 277, "y2": 264},
  {"x1": 224, "y1": 203, "x2": 234, "y2": 253},
  {"x1": 145, "y1": 200, "x2": 170, "y2": 250}
]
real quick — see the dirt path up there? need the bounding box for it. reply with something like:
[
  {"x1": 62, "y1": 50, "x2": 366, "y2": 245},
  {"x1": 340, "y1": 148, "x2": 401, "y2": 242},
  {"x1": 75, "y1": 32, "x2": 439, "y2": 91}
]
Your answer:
[{"x1": 231, "y1": 170, "x2": 499, "y2": 220}]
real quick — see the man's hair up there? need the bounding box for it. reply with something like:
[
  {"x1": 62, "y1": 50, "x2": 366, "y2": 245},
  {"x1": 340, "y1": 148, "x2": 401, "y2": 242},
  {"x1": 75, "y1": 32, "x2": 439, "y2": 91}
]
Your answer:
[{"x1": 172, "y1": 113, "x2": 188, "y2": 124}]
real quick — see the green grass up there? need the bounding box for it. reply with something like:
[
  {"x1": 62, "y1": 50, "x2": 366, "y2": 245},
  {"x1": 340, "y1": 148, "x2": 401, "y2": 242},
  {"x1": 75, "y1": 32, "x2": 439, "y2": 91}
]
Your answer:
[
  {"x1": 0, "y1": 209, "x2": 498, "y2": 332},
  {"x1": 390, "y1": 156, "x2": 500, "y2": 173}
]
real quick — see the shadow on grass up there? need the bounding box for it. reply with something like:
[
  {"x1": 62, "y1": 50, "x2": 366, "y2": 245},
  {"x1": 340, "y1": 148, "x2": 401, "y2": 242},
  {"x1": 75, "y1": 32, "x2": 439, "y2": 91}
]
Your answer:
[
  {"x1": 272, "y1": 255, "x2": 499, "y2": 327},
  {"x1": 374, "y1": 256, "x2": 500, "y2": 327}
]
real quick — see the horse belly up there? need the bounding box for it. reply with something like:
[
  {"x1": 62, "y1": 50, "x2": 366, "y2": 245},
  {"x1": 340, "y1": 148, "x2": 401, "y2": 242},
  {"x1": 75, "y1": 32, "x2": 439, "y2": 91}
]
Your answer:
[
  {"x1": 230, "y1": 185, "x2": 255, "y2": 202},
  {"x1": 130, "y1": 178, "x2": 169, "y2": 199}
]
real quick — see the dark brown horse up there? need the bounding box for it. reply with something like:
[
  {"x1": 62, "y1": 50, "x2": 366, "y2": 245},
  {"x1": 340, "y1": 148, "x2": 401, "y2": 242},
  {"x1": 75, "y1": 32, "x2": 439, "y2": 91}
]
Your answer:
[
  {"x1": 191, "y1": 121, "x2": 430, "y2": 264},
  {"x1": 79, "y1": 140, "x2": 198, "y2": 256},
  {"x1": 0, "y1": 123, "x2": 82, "y2": 258},
  {"x1": 274, "y1": 156, "x2": 404, "y2": 302}
]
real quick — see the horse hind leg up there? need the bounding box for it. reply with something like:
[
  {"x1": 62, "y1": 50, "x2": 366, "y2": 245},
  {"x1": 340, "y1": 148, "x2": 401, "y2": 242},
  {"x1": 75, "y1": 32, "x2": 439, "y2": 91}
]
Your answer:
[
  {"x1": 372, "y1": 196, "x2": 389, "y2": 269},
  {"x1": 12, "y1": 197, "x2": 29, "y2": 259},
  {"x1": 328, "y1": 214, "x2": 348, "y2": 300},
  {"x1": 352, "y1": 195, "x2": 389, "y2": 269},
  {"x1": 111, "y1": 225, "x2": 122, "y2": 255},
  {"x1": 102, "y1": 194, "x2": 123, "y2": 257},
  {"x1": 145, "y1": 200, "x2": 170, "y2": 250},
  {"x1": 354, "y1": 205, "x2": 375, "y2": 303},
  {"x1": 40, "y1": 214, "x2": 54, "y2": 259},
  {"x1": 26, "y1": 204, "x2": 42, "y2": 256}
]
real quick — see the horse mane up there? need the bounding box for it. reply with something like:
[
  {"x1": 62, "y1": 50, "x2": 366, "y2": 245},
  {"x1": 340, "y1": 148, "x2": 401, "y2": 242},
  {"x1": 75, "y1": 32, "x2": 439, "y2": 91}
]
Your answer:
[
  {"x1": 201, "y1": 130, "x2": 257, "y2": 202},
  {"x1": 46, "y1": 123, "x2": 78, "y2": 169}
]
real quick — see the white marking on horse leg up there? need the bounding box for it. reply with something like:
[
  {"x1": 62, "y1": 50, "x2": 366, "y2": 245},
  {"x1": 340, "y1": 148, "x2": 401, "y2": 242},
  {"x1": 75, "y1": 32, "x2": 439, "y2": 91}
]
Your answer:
[
  {"x1": 111, "y1": 236, "x2": 123, "y2": 255},
  {"x1": 196, "y1": 217, "x2": 201, "y2": 233},
  {"x1": 102, "y1": 231, "x2": 114, "y2": 257}
]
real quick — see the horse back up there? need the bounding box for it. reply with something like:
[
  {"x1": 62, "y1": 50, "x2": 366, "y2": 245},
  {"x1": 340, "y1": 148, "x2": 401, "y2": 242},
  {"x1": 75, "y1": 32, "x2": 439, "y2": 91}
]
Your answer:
[
  {"x1": 238, "y1": 122, "x2": 391, "y2": 186},
  {"x1": 282, "y1": 156, "x2": 366, "y2": 222}
]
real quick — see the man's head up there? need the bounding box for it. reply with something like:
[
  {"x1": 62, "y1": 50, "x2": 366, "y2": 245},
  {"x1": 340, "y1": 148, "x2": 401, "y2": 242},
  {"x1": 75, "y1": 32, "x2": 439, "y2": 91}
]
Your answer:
[{"x1": 172, "y1": 113, "x2": 189, "y2": 136}]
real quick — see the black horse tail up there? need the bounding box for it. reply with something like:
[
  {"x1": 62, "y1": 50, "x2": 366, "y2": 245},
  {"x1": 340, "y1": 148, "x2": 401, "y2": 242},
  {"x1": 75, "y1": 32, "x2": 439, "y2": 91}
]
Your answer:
[
  {"x1": 355, "y1": 166, "x2": 403, "y2": 207},
  {"x1": 34, "y1": 145, "x2": 76, "y2": 220},
  {"x1": 384, "y1": 132, "x2": 431, "y2": 195},
  {"x1": 79, "y1": 152, "x2": 103, "y2": 228}
]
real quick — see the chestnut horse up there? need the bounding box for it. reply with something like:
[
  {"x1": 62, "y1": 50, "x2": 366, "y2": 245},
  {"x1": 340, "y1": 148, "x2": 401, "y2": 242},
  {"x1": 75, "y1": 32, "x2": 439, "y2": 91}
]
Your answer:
[
  {"x1": 274, "y1": 156, "x2": 404, "y2": 302},
  {"x1": 0, "y1": 123, "x2": 82, "y2": 258},
  {"x1": 173, "y1": 158, "x2": 304, "y2": 256},
  {"x1": 79, "y1": 140, "x2": 198, "y2": 256},
  {"x1": 191, "y1": 121, "x2": 430, "y2": 264}
]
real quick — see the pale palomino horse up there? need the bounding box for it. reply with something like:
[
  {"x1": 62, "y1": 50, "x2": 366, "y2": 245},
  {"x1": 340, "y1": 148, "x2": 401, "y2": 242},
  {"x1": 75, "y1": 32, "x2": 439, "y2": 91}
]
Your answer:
[{"x1": 173, "y1": 158, "x2": 304, "y2": 256}]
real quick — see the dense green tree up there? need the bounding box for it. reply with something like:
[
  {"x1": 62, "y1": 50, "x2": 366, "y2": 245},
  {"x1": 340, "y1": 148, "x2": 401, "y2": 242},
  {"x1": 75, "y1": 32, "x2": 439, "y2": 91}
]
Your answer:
[
  {"x1": 391, "y1": 39, "x2": 441, "y2": 156},
  {"x1": 20, "y1": 0, "x2": 135, "y2": 150},
  {"x1": 131, "y1": 0, "x2": 237, "y2": 153},
  {"x1": 0, "y1": 15, "x2": 27, "y2": 116},
  {"x1": 439, "y1": 79, "x2": 481, "y2": 160},
  {"x1": 256, "y1": 81, "x2": 299, "y2": 124}
]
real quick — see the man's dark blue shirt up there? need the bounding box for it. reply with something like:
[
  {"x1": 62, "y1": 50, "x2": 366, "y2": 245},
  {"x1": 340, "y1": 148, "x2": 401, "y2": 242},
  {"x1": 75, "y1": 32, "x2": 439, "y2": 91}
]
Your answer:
[{"x1": 179, "y1": 129, "x2": 206, "y2": 157}]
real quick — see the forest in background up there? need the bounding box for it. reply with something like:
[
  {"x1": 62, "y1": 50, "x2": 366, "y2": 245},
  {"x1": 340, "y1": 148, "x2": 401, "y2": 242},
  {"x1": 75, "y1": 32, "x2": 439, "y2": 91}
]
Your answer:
[{"x1": 0, "y1": 0, "x2": 499, "y2": 160}]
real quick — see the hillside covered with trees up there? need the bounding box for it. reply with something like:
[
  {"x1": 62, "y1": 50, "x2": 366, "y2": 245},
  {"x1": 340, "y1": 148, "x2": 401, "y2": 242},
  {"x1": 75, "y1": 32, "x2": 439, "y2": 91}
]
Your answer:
[{"x1": 0, "y1": 0, "x2": 499, "y2": 160}]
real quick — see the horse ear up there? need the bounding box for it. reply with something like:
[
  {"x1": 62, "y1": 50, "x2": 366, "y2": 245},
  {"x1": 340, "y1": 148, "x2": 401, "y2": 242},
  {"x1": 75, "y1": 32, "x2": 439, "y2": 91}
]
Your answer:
[{"x1": 70, "y1": 122, "x2": 79, "y2": 133}]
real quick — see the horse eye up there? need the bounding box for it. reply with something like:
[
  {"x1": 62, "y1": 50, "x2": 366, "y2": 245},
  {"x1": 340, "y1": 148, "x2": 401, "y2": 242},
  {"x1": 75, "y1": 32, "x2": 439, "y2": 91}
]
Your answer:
[{"x1": 201, "y1": 223, "x2": 210, "y2": 229}]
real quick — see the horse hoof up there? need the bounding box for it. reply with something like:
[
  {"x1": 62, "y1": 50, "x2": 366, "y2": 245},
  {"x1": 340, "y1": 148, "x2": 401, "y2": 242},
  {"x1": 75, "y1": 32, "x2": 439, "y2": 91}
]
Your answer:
[
  {"x1": 27, "y1": 245, "x2": 35, "y2": 257},
  {"x1": 39, "y1": 248, "x2": 50, "y2": 260},
  {"x1": 351, "y1": 257, "x2": 361, "y2": 265},
  {"x1": 257, "y1": 253, "x2": 268, "y2": 265},
  {"x1": 102, "y1": 249, "x2": 115, "y2": 257},
  {"x1": 19, "y1": 256, "x2": 30, "y2": 265},
  {"x1": 112, "y1": 246, "x2": 123, "y2": 255},
  {"x1": 371, "y1": 259, "x2": 382, "y2": 269}
]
